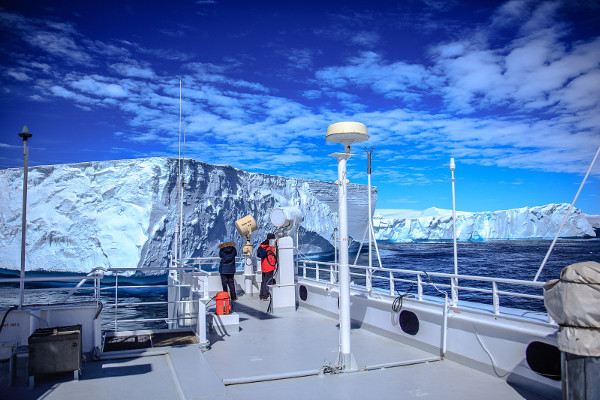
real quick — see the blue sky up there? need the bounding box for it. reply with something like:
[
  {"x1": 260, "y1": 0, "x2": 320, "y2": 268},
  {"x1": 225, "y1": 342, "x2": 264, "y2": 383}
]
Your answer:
[{"x1": 1, "y1": 0, "x2": 599, "y2": 214}]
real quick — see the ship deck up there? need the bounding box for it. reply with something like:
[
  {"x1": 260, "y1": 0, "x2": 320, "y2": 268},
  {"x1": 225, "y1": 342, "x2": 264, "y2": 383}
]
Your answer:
[{"x1": 2, "y1": 296, "x2": 550, "y2": 399}]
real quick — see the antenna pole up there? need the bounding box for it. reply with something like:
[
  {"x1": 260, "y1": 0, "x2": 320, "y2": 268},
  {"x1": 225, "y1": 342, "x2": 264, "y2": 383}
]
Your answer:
[
  {"x1": 326, "y1": 121, "x2": 368, "y2": 372},
  {"x1": 450, "y1": 158, "x2": 458, "y2": 305},
  {"x1": 335, "y1": 151, "x2": 352, "y2": 369},
  {"x1": 366, "y1": 148, "x2": 373, "y2": 291},
  {"x1": 177, "y1": 78, "x2": 183, "y2": 269}
]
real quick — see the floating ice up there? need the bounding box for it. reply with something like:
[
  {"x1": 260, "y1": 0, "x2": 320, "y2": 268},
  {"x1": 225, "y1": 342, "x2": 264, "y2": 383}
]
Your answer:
[{"x1": 374, "y1": 204, "x2": 595, "y2": 242}]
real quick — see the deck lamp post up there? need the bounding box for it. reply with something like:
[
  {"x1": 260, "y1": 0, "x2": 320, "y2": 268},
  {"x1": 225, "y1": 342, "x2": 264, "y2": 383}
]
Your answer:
[
  {"x1": 18, "y1": 125, "x2": 32, "y2": 309},
  {"x1": 450, "y1": 158, "x2": 458, "y2": 305},
  {"x1": 326, "y1": 121, "x2": 369, "y2": 372}
]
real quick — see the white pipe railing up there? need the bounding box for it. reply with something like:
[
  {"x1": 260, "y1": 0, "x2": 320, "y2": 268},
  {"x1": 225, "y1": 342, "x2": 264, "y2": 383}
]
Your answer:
[
  {"x1": 298, "y1": 260, "x2": 547, "y2": 317},
  {"x1": 0, "y1": 260, "x2": 221, "y2": 332}
]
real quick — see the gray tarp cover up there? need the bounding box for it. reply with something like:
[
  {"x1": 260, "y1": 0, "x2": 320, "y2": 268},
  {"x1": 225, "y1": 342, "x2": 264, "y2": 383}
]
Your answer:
[{"x1": 544, "y1": 261, "x2": 600, "y2": 356}]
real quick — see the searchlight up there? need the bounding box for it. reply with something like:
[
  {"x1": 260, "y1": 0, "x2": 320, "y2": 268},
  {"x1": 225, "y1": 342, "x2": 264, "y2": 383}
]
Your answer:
[
  {"x1": 270, "y1": 206, "x2": 303, "y2": 231},
  {"x1": 235, "y1": 215, "x2": 258, "y2": 256}
]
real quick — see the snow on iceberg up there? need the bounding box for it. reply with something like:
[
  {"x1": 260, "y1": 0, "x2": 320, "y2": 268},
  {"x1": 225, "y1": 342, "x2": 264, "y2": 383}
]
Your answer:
[
  {"x1": 0, "y1": 158, "x2": 375, "y2": 273},
  {"x1": 373, "y1": 204, "x2": 596, "y2": 242}
]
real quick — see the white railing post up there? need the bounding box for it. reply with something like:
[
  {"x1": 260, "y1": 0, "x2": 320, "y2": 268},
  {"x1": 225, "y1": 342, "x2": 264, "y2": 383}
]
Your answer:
[
  {"x1": 203, "y1": 275, "x2": 209, "y2": 299},
  {"x1": 442, "y1": 295, "x2": 448, "y2": 357},
  {"x1": 451, "y1": 277, "x2": 458, "y2": 305},
  {"x1": 316, "y1": 263, "x2": 319, "y2": 282},
  {"x1": 94, "y1": 274, "x2": 98, "y2": 302},
  {"x1": 303, "y1": 262, "x2": 306, "y2": 278},
  {"x1": 417, "y1": 275, "x2": 423, "y2": 301},
  {"x1": 330, "y1": 264, "x2": 335, "y2": 284},
  {"x1": 366, "y1": 268, "x2": 372, "y2": 292},
  {"x1": 114, "y1": 274, "x2": 118, "y2": 332},
  {"x1": 389, "y1": 271, "x2": 395, "y2": 296},
  {"x1": 492, "y1": 282, "x2": 500, "y2": 315}
]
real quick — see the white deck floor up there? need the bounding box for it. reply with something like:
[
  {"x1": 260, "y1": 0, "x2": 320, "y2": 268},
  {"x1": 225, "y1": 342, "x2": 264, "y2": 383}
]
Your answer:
[{"x1": 1, "y1": 295, "x2": 553, "y2": 399}]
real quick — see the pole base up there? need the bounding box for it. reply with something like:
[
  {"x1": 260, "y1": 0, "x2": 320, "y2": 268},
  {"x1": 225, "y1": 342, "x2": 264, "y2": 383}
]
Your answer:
[{"x1": 337, "y1": 352, "x2": 358, "y2": 372}]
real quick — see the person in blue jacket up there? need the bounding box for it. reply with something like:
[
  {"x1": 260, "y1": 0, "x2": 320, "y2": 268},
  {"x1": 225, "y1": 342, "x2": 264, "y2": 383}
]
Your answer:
[{"x1": 218, "y1": 242, "x2": 238, "y2": 301}]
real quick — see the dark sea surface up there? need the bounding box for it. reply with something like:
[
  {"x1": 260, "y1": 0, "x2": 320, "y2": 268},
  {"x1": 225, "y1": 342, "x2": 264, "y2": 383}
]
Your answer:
[
  {"x1": 348, "y1": 239, "x2": 600, "y2": 312},
  {"x1": 1, "y1": 239, "x2": 598, "y2": 330}
]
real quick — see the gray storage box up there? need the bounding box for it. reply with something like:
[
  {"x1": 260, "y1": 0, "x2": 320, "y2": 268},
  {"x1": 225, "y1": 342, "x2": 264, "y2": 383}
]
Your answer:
[{"x1": 28, "y1": 325, "x2": 82, "y2": 377}]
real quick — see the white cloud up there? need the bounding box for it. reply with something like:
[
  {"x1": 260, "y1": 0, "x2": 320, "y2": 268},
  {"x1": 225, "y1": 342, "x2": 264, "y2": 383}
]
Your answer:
[
  {"x1": 183, "y1": 62, "x2": 269, "y2": 93},
  {"x1": 7, "y1": 70, "x2": 31, "y2": 81},
  {"x1": 285, "y1": 48, "x2": 316, "y2": 69},
  {"x1": 110, "y1": 63, "x2": 156, "y2": 79},
  {"x1": 71, "y1": 77, "x2": 128, "y2": 98},
  {"x1": 29, "y1": 62, "x2": 52, "y2": 74},
  {"x1": 27, "y1": 31, "x2": 93, "y2": 65},
  {"x1": 1, "y1": 1, "x2": 598, "y2": 180},
  {"x1": 50, "y1": 85, "x2": 79, "y2": 99},
  {"x1": 316, "y1": 51, "x2": 438, "y2": 102},
  {"x1": 350, "y1": 31, "x2": 380, "y2": 47},
  {"x1": 302, "y1": 90, "x2": 321, "y2": 99}
]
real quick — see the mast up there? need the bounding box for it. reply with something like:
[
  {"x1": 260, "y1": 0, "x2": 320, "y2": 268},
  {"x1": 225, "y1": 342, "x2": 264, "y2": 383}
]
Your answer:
[
  {"x1": 177, "y1": 78, "x2": 183, "y2": 267},
  {"x1": 367, "y1": 148, "x2": 372, "y2": 277},
  {"x1": 450, "y1": 158, "x2": 458, "y2": 305},
  {"x1": 18, "y1": 126, "x2": 32, "y2": 309}
]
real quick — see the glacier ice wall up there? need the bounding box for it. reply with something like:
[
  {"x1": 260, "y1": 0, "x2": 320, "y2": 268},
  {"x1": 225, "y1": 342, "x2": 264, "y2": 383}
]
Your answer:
[
  {"x1": 0, "y1": 157, "x2": 376, "y2": 273},
  {"x1": 374, "y1": 204, "x2": 595, "y2": 242}
]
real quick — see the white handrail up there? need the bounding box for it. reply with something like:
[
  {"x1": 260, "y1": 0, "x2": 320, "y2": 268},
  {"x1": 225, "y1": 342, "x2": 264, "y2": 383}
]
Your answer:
[
  {"x1": 298, "y1": 259, "x2": 546, "y2": 315},
  {"x1": 60, "y1": 267, "x2": 105, "y2": 303}
]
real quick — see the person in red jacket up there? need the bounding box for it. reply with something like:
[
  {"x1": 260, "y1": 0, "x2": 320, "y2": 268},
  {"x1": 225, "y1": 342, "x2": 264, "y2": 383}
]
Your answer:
[{"x1": 257, "y1": 233, "x2": 277, "y2": 300}]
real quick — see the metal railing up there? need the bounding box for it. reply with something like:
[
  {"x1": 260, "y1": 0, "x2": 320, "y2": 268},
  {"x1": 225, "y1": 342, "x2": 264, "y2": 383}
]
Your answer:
[
  {"x1": 102, "y1": 266, "x2": 189, "y2": 332},
  {"x1": 168, "y1": 256, "x2": 246, "y2": 272},
  {"x1": 104, "y1": 256, "x2": 248, "y2": 332},
  {"x1": 0, "y1": 273, "x2": 103, "y2": 307},
  {"x1": 0, "y1": 256, "x2": 252, "y2": 332},
  {"x1": 298, "y1": 260, "x2": 549, "y2": 319}
]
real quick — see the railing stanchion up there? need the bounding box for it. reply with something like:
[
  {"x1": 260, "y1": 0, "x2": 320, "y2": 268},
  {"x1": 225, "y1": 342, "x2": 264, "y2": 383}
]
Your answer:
[
  {"x1": 316, "y1": 263, "x2": 320, "y2": 282},
  {"x1": 114, "y1": 274, "x2": 118, "y2": 332},
  {"x1": 492, "y1": 282, "x2": 499, "y2": 315},
  {"x1": 389, "y1": 271, "x2": 394, "y2": 296},
  {"x1": 330, "y1": 263, "x2": 335, "y2": 284},
  {"x1": 303, "y1": 262, "x2": 307, "y2": 278},
  {"x1": 442, "y1": 295, "x2": 448, "y2": 357},
  {"x1": 417, "y1": 274, "x2": 423, "y2": 301},
  {"x1": 451, "y1": 277, "x2": 458, "y2": 305},
  {"x1": 366, "y1": 268, "x2": 372, "y2": 292}
]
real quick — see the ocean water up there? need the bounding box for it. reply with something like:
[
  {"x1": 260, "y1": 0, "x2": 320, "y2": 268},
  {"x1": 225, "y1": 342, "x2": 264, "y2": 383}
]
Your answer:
[
  {"x1": 349, "y1": 239, "x2": 600, "y2": 312},
  {"x1": 1, "y1": 239, "x2": 598, "y2": 330}
]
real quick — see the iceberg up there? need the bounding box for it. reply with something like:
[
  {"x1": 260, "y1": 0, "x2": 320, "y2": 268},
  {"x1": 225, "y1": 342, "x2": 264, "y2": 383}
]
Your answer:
[
  {"x1": 0, "y1": 158, "x2": 375, "y2": 273},
  {"x1": 374, "y1": 204, "x2": 596, "y2": 242}
]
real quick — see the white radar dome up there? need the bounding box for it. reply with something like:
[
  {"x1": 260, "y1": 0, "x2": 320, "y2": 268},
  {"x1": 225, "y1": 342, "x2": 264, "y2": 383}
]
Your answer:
[{"x1": 326, "y1": 121, "x2": 369, "y2": 145}]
